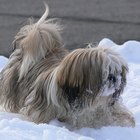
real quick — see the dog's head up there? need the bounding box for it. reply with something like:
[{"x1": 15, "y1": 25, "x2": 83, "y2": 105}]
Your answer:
[{"x1": 55, "y1": 46, "x2": 128, "y2": 108}]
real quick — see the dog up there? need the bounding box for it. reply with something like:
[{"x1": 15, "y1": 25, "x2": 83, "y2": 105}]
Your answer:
[{"x1": 0, "y1": 6, "x2": 135, "y2": 129}]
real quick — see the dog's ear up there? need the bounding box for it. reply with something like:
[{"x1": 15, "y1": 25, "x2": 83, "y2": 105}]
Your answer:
[
  {"x1": 121, "y1": 65, "x2": 128, "y2": 85},
  {"x1": 56, "y1": 48, "x2": 104, "y2": 107},
  {"x1": 15, "y1": 6, "x2": 62, "y2": 80}
]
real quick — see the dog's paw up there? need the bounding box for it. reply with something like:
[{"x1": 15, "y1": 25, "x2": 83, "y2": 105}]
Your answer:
[
  {"x1": 112, "y1": 111, "x2": 135, "y2": 127},
  {"x1": 123, "y1": 114, "x2": 135, "y2": 127}
]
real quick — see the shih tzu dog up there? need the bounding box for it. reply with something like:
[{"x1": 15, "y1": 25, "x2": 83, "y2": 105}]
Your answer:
[{"x1": 0, "y1": 6, "x2": 135, "y2": 128}]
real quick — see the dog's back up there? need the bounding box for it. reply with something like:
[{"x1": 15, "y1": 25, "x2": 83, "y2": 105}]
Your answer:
[{"x1": 0, "y1": 6, "x2": 68, "y2": 112}]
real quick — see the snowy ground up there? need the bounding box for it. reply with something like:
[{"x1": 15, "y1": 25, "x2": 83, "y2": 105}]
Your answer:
[{"x1": 0, "y1": 38, "x2": 140, "y2": 140}]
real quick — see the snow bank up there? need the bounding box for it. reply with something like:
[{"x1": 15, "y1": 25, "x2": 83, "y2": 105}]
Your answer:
[
  {"x1": 0, "y1": 112, "x2": 93, "y2": 140},
  {"x1": 99, "y1": 38, "x2": 140, "y2": 63},
  {"x1": 0, "y1": 38, "x2": 140, "y2": 140}
]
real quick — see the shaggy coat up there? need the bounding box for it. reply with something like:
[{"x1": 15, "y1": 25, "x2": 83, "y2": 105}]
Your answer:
[{"x1": 0, "y1": 6, "x2": 135, "y2": 128}]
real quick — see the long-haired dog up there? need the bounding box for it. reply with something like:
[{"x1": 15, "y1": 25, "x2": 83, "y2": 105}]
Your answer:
[{"x1": 0, "y1": 6, "x2": 135, "y2": 128}]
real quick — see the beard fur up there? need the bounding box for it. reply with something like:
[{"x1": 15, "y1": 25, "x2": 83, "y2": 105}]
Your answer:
[{"x1": 0, "y1": 6, "x2": 135, "y2": 128}]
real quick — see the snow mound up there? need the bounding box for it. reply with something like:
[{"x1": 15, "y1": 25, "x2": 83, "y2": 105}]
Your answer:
[
  {"x1": 0, "y1": 38, "x2": 140, "y2": 140},
  {"x1": 99, "y1": 38, "x2": 140, "y2": 63},
  {"x1": 0, "y1": 112, "x2": 93, "y2": 140}
]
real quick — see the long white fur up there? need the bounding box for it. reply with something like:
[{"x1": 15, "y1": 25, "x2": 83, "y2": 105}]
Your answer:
[{"x1": 46, "y1": 67, "x2": 60, "y2": 107}]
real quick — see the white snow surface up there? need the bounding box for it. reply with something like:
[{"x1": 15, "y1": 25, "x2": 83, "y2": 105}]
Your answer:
[
  {"x1": 0, "y1": 38, "x2": 140, "y2": 140},
  {"x1": 0, "y1": 56, "x2": 8, "y2": 72}
]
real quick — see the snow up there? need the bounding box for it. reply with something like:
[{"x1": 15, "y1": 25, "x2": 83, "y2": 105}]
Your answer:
[
  {"x1": 99, "y1": 38, "x2": 140, "y2": 63},
  {"x1": 0, "y1": 56, "x2": 8, "y2": 72},
  {"x1": 0, "y1": 38, "x2": 140, "y2": 140}
]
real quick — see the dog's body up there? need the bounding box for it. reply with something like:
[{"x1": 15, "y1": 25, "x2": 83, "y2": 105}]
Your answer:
[{"x1": 0, "y1": 7, "x2": 135, "y2": 128}]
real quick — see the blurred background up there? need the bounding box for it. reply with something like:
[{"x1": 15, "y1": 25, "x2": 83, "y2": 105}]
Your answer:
[{"x1": 0, "y1": 0, "x2": 140, "y2": 57}]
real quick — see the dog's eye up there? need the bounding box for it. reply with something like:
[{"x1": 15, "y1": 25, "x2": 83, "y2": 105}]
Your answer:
[{"x1": 108, "y1": 74, "x2": 116, "y2": 83}]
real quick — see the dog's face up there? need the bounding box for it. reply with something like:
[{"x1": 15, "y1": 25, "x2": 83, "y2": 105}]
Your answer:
[{"x1": 56, "y1": 47, "x2": 128, "y2": 108}]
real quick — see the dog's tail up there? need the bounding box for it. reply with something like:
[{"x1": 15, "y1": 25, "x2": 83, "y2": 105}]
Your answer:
[
  {"x1": 36, "y1": 4, "x2": 49, "y2": 26},
  {"x1": 14, "y1": 5, "x2": 62, "y2": 80}
]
